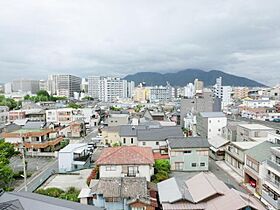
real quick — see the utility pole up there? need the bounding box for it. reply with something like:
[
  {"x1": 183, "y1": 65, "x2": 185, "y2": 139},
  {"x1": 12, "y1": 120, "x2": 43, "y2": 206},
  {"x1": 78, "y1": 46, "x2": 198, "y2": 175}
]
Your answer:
[{"x1": 19, "y1": 131, "x2": 28, "y2": 192}]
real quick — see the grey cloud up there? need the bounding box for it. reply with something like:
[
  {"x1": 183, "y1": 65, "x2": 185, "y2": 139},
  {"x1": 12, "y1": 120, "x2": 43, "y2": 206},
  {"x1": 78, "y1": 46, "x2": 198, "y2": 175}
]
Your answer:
[{"x1": 0, "y1": 0, "x2": 280, "y2": 85}]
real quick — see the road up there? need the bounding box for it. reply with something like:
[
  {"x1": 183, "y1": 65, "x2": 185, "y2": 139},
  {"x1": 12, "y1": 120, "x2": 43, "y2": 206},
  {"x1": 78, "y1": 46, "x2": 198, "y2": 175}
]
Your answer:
[
  {"x1": 15, "y1": 160, "x2": 58, "y2": 192},
  {"x1": 227, "y1": 115, "x2": 280, "y2": 129}
]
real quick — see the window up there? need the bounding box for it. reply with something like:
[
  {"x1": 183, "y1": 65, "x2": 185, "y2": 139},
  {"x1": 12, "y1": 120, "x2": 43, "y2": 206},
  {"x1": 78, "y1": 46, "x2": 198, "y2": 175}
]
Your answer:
[
  {"x1": 123, "y1": 138, "x2": 126, "y2": 144},
  {"x1": 191, "y1": 163, "x2": 197, "y2": 167},
  {"x1": 175, "y1": 162, "x2": 183, "y2": 170},
  {"x1": 200, "y1": 162, "x2": 205, "y2": 167},
  {"x1": 156, "y1": 141, "x2": 159, "y2": 145},
  {"x1": 128, "y1": 166, "x2": 138, "y2": 177},
  {"x1": 184, "y1": 151, "x2": 191, "y2": 154},
  {"x1": 142, "y1": 142, "x2": 146, "y2": 146},
  {"x1": 106, "y1": 165, "x2": 116, "y2": 171},
  {"x1": 131, "y1": 138, "x2": 134, "y2": 144}
]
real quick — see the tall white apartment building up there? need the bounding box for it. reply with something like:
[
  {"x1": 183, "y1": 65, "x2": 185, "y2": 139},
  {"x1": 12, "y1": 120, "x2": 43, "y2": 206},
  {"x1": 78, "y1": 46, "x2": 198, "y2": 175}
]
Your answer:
[
  {"x1": 47, "y1": 74, "x2": 82, "y2": 97},
  {"x1": 88, "y1": 76, "x2": 132, "y2": 102},
  {"x1": 149, "y1": 83, "x2": 173, "y2": 102},
  {"x1": 10, "y1": 79, "x2": 40, "y2": 94},
  {"x1": 213, "y1": 77, "x2": 232, "y2": 109}
]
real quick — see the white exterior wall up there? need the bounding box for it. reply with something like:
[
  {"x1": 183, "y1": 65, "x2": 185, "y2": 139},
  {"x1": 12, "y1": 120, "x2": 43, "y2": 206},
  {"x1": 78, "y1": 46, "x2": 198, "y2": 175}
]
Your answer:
[
  {"x1": 207, "y1": 117, "x2": 227, "y2": 139},
  {"x1": 58, "y1": 152, "x2": 73, "y2": 173},
  {"x1": 138, "y1": 140, "x2": 166, "y2": 151},
  {"x1": 99, "y1": 165, "x2": 153, "y2": 181}
]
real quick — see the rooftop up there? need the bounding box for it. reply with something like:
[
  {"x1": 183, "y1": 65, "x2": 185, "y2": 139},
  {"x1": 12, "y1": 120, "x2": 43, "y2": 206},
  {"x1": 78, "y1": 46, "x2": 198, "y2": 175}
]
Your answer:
[
  {"x1": 238, "y1": 123, "x2": 273, "y2": 130},
  {"x1": 59, "y1": 143, "x2": 88, "y2": 153},
  {"x1": 168, "y1": 137, "x2": 210, "y2": 149},
  {"x1": 96, "y1": 146, "x2": 154, "y2": 165},
  {"x1": 0, "y1": 191, "x2": 103, "y2": 210},
  {"x1": 200, "y1": 112, "x2": 226, "y2": 118},
  {"x1": 231, "y1": 141, "x2": 260, "y2": 150},
  {"x1": 245, "y1": 141, "x2": 280, "y2": 162}
]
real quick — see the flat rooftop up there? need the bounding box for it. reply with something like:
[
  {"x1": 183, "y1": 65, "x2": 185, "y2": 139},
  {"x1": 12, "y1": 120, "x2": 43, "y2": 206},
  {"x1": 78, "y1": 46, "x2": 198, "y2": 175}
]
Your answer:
[
  {"x1": 200, "y1": 112, "x2": 226, "y2": 118},
  {"x1": 238, "y1": 124, "x2": 274, "y2": 130}
]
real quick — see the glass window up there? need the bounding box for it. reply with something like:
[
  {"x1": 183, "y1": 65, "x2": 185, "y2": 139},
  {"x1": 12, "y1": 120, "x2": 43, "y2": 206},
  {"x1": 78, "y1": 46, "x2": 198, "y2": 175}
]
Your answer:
[
  {"x1": 200, "y1": 162, "x2": 205, "y2": 167},
  {"x1": 123, "y1": 138, "x2": 126, "y2": 144},
  {"x1": 128, "y1": 166, "x2": 138, "y2": 177},
  {"x1": 191, "y1": 163, "x2": 197, "y2": 167},
  {"x1": 106, "y1": 165, "x2": 116, "y2": 171},
  {"x1": 142, "y1": 142, "x2": 146, "y2": 146},
  {"x1": 175, "y1": 162, "x2": 183, "y2": 170}
]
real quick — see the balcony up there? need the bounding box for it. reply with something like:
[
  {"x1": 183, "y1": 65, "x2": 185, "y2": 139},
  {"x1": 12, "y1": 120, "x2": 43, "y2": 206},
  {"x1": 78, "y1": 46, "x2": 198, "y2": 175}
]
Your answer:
[
  {"x1": 266, "y1": 159, "x2": 280, "y2": 174},
  {"x1": 73, "y1": 154, "x2": 90, "y2": 162},
  {"x1": 265, "y1": 176, "x2": 280, "y2": 190},
  {"x1": 262, "y1": 190, "x2": 280, "y2": 210}
]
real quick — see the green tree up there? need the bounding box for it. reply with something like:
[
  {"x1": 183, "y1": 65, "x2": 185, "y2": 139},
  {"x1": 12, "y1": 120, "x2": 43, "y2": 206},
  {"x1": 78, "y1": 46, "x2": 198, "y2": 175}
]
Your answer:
[
  {"x1": 0, "y1": 163, "x2": 14, "y2": 189},
  {"x1": 152, "y1": 159, "x2": 170, "y2": 183},
  {"x1": 0, "y1": 139, "x2": 16, "y2": 160},
  {"x1": 68, "y1": 102, "x2": 81, "y2": 109}
]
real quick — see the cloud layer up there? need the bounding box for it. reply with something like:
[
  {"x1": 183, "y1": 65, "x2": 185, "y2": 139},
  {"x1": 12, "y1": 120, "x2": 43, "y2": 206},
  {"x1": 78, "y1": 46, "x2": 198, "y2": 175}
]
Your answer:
[{"x1": 0, "y1": 0, "x2": 280, "y2": 85}]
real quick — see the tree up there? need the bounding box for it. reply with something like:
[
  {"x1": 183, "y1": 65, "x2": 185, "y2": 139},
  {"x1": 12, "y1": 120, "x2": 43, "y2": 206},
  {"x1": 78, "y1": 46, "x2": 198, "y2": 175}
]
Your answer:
[
  {"x1": 152, "y1": 159, "x2": 170, "y2": 183},
  {"x1": 0, "y1": 139, "x2": 16, "y2": 160},
  {"x1": 68, "y1": 102, "x2": 81, "y2": 109},
  {"x1": 0, "y1": 163, "x2": 14, "y2": 189},
  {"x1": 36, "y1": 187, "x2": 80, "y2": 202}
]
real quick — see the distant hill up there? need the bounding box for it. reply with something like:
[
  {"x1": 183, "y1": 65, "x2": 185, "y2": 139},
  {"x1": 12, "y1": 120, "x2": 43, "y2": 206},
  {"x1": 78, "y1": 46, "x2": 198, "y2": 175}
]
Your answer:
[{"x1": 124, "y1": 69, "x2": 266, "y2": 87}]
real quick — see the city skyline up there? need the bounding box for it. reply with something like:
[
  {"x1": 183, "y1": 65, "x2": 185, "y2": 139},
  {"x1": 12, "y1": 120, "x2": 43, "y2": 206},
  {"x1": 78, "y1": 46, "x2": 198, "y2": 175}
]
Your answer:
[{"x1": 1, "y1": 0, "x2": 280, "y2": 85}]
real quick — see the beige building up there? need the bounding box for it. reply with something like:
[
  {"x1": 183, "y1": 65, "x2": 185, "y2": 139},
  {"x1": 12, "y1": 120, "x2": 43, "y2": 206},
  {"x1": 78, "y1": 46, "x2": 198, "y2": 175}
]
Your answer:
[
  {"x1": 101, "y1": 126, "x2": 120, "y2": 145},
  {"x1": 233, "y1": 87, "x2": 249, "y2": 99},
  {"x1": 133, "y1": 86, "x2": 150, "y2": 102},
  {"x1": 236, "y1": 124, "x2": 273, "y2": 142}
]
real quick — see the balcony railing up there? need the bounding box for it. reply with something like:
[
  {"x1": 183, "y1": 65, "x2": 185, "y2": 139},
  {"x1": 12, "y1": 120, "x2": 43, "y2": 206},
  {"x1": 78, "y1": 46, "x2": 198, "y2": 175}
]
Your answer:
[
  {"x1": 73, "y1": 155, "x2": 90, "y2": 162},
  {"x1": 262, "y1": 190, "x2": 280, "y2": 210},
  {"x1": 265, "y1": 176, "x2": 280, "y2": 189},
  {"x1": 266, "y1": 159, "x2": 280, "y2": 173}
]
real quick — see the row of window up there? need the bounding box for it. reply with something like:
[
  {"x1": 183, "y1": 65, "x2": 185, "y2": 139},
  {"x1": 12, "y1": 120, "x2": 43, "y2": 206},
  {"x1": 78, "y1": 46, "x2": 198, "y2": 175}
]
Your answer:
[{"x1": 174, "y1": 162, "x2": 206, "y2": 170}]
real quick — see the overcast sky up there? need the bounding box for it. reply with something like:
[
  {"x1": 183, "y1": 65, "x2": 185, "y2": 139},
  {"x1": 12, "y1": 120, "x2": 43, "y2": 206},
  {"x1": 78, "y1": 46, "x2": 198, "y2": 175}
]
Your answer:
[{"x1": 0, "y1": 0, "x2": 280, "y2": 85}]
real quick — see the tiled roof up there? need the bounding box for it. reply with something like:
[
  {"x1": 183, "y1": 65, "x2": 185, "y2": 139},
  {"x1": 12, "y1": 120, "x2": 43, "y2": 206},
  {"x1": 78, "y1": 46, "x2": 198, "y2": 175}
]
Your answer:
[
  {"x1": 96, "y1": 146, "x2": 154, "y2": 165},
  {"x1": 137, "y1": 126, "x2": 183, "y2": 141}
]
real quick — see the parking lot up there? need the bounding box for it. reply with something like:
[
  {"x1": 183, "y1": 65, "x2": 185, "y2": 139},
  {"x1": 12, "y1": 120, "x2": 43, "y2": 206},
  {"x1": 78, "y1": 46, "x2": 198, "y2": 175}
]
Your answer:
[{"x1": 9, "y1": 156, "x2": 56, "y2": 174}]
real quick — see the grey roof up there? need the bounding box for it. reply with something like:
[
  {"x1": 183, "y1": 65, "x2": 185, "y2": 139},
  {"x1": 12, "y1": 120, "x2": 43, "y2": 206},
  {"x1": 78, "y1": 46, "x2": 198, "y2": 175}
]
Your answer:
[
  {"x1": 168, "y1": 137, "x2": 210, "y2": 149},
  {"x1": 137, "y1": 126, "x2": 183, "y2": 141},
  {"x1": 22, "y1": 122, "x2": 46, "y2": 129},
  {"x1": 0, "y1": 192, "x2": 103, "y2": 210},
  {"x1": 245, "y1": 141, "x2": 280, "y2": 162},
  {"x1": 93, "y1": 177, "x2": 148, "y2": 199},
  {"x1": 119, "y1": 125, "x2": 146, "y2": 137},
  {"x1": 0, "y1": 199, "x2": 24, "y2": 210},
  {"x1": 157, "y1": 177, "x2": 183, "y2": 203},
  {"x1": 200, "y1": 112, "x2": 226, "y2": 118}
]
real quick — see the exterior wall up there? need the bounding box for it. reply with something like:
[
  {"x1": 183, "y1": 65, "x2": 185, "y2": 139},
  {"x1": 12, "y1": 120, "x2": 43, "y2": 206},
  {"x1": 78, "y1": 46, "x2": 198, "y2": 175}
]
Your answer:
[
  {"x1": 170, "y1": 148, "x2": 209, "y2": 171},
  {"x1": 207, "y1": 117, "x2": 227, "y2": 139},
  {"x1": 225, "y1": 147, "x2": 245, "y2": 176},
  {"x1": 99, "y1": 164, "x2": 153, "y2": 181},
  {"x1": 58, "y1": 152, "x2": 73, "y2": 173},
  {"x1": 236, "y1": 126, "x2": 271, "y2": 142},
  {"x1": 107, "y1": 115, "x2": 129, "y2": 127},
  {"x1": 102, "y1": 130, "x2": 120, "y2": 145},
  {"x1": 0, "y1": 106, "x2": 8, "y2": 124},
  {"x1": 138, "y1": 140, "x2": 166, "y2": 151},
  {"x1": 121, "y1": 136, "x2": 138, "y2": 146}
]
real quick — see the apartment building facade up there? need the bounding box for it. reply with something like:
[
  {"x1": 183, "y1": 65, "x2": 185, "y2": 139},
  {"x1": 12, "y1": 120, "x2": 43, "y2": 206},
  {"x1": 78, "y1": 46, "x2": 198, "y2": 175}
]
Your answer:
[{"x1": 236, "y1": 124, "x2": 273, "y2": 142}]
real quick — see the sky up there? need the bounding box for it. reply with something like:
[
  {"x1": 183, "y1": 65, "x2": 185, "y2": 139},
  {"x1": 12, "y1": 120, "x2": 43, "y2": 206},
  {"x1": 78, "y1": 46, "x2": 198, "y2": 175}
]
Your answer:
[{"x1": 0, "y1": 0, "x2": 280, "y2": 85}]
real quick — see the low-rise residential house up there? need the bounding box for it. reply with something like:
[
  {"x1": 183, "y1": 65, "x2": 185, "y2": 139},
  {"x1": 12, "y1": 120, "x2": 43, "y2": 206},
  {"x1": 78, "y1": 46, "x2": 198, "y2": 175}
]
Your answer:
[
  {"x1": 261, "y1": 146, "x2": 280, "y2": 210},
  {"x1": 244, "y1": 141, "x2": 279, "y2": 194},
  {"x1": 101, "y1": 126, "x2": 120, "y2": 145},
  {"x1": 46, "y1": 108, "x2": 73, "y2": 125},
  {"x1": 24, "y1": 109, "x2": 46, "y2": 121},
  {"x1": 0, "y1": 190, "x2": 103, "y2": 210},
  {"x1": 158, "y1": 172, "x2": 266, "y2": 210},
  {"x1": 143, "y1": 109, "x2": 166, "y2": 121},
  {"x1": 225, "y1": 141, "x2": 260, "y2": 176},
  {"x1": 106, "y1": 113, "x2": 129, "y2": 127},
  {"x1": 70, "y1": 121, "x2": 86, "y2": 138},
  {"x1": 167, "y1": 137, "x2": 209, "y2": 171},
  {"x1": 8, "y1": 110, "x2": 26, "y2": 122},
  {"x1": 118, "y1": 125, "x2": 183, "y2": 152},
  {"x1": 208, "y1": 136, "x2": 230, "y2": 161},
  {"x1": 58, "y1": 143, "x2": 92, "y2": 173},
  {"x1": 1, "y1": 122, "x2": 64, "y2": 154},
  {"x1": 96, "y1": 146, "x2": 154, "y2": 181},
  {"x1": 196, "y1": 112, "x2": 227, "y2": 139},
  {"x1": 236, "y1": 124, "x2": 273, "y2": 142},
  {"x1": 80, "y1": 177, "x2": 157, "y2": 210},
  {"x1": 242, "y1": 98, "x2": 276, "y2": 109},
  {"x1": 137, "y1": 126, "x2": 183, "y2": 152},
  {"x1": 0, "y1": 106, "x2": 8, "y2": 125},
  {"x1": 222, "y1": 121, "x2": 247, "y2": 142}
]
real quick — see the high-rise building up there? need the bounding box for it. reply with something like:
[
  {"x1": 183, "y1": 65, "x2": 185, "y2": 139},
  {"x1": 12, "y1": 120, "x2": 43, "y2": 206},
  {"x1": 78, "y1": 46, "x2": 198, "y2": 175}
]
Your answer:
[
  {"x1": 11, "y1": 79, "x2": 40, "y2": 94},
  {"x1": 88, "y1": 76, "x2": 132, "y2": 102},
  {"x1": 47, "y1": 74, "x2": 82, "y2": 97},
  {"x1": 213, "y1": 77, "x2": 232, "y2": 109},
  {"x1": 149, "y1": 83, "x2": 173, "y2": 102},
  {"x1": 194, "y1": 79, "x2": 204, "y2": 94}
]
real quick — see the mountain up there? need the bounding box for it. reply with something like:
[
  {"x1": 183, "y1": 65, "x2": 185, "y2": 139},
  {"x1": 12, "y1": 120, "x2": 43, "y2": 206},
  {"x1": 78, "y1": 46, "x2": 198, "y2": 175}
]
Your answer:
[{"x1": 124, "y1": 69, "x2": 266, "y2": 87}]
